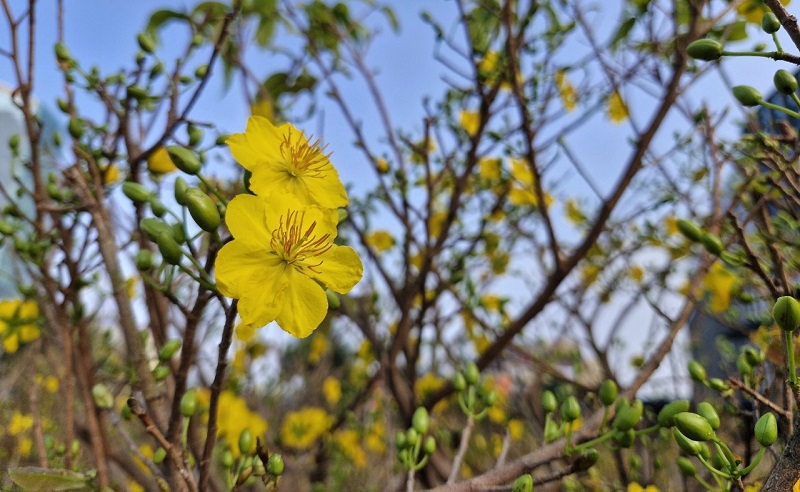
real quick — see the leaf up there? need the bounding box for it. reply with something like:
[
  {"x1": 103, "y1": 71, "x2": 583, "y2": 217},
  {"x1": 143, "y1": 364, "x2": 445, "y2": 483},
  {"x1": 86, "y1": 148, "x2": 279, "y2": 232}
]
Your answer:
[
  {"x1": 145, "y1": 9, "x2": 188, "y2": 34},
  {"x1": 381, "y1": 6, "x2": 400, "y2": 32},
  {"x1": 610, "y1": 17, "x2": 636, "y2": 52},
  {"x1": 8, "y1": 467, "x2": 93, "y2": 491}
]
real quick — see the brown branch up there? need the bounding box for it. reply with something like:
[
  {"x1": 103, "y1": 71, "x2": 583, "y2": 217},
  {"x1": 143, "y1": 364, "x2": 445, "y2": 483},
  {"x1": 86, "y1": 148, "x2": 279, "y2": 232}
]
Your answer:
[{"x1": 765, "y1": 0, "x2": 800, "y2": 52}]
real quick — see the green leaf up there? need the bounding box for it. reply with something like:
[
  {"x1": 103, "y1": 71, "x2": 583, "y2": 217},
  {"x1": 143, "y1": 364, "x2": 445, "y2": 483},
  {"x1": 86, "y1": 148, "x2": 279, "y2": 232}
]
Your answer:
[
  {"x1": 145, "y1": 9, "x2": 188, "y2": 34},
  {"x1": 381, "y1": 6, "x2": 400, "y2": 32},
  {"x1": 610, "y1": 17, "x2": 636, "y2": 51},
  {"x1": 8, "y1": 467, "x2": 94, "y2": 491}
]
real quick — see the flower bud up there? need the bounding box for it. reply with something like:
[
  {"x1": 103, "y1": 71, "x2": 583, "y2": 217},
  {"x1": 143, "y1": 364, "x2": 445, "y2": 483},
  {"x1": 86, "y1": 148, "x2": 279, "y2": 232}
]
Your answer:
[
  {"x1": 423, "y1": 436, "x2": 436, "y2": 455},
  {"x1": 325, "y1": 289, "x2": 340, "y2": 310},
  {"x1": 541, "y1": 390, "x2": 557, "y2": 413},
  {"x1": 55, "y1": 42, "x2": 72, "y2": 64},
  {"x1": 68, "y1": 118, "x2": 84, "y2": 139},
  {"x1": 137, "y1": 32, "x2": 157, "y2": 53},
  {"x1": 121, "y1": 182, "x2": 152, "y2": 204},
  {"x1": 686, "y1": 39, "x2": 723, "y2": 61},
  {"x1": 700, "y1": 232, "x2": 723, "y2": 255},
  {"x1": 774, "y1": 69, "x2": 798, "y2": 95},
  {"x1": 676, "y1": 456, "x2": 696, "y2": 476},
  {"x1": 732, "y1": 85, "x2": 763, "y2": 107},
  {"x1": 174, "y1": 177, "x2": 189, "y2": 206},
  {"x1": 453, "y1": 372, "x2": 467, "y2": 392},
  {"x1": 187, "y1": 125, "x2": 203, "y2": 147},
  {"x1": 464, "y1": 362, "x2": 480, "y2": 385},
  {"x1": 195, "y1": 64, "x2": 208, "y2": 79},
  {"x1": 672, "y1": 428, "x2": 702, "y2": 456},
  {"x1": 598, "y1": 379, "x2": 618, "y2": 407},
  {"x1": 708, "y1": 378, "x2": 729, "y2": 393},
  {"x1": 512, "y1": 474, "x2": 533, "y2": 492},
  {"x1": 755, "y1": 412, "x2": 778, "y2": 446},
  {"x1": 159, "y1": 339, "x2": 182, "y2": 361},
  {"x1": 688, "y1": 360, "x2": 707, "y2": 382},
  {"x1": 737, "y1": 352, "x2": 753, "y2": 376},
  {"x1": 674, "y1": 412, "x2": 715, "y2": 442},
  {"x1": 149, "y1": 198, "x2": 167, "y2": 218},
  {"x1": 412, "y1": 407, "x2": 429, "y2": 434},
  {"x1": 763, "y1": 12, "x2": 781, "y2": 34},
  {"x1": 221, "y1": 450, "x2": 234, "y2": 468},
  {"x1": 697, "y1": 402, "x2": 720, "y2": 430},
  {"x1": 676, "y1": 219, "x2": 703, "y2": 242},
  {"x1": 126, "y1": 85, "x2": 149, "y2": 101},
  {"x1": 57, "y1": 98, "x2": 70, "y2": 113},
  {"x1": 140, "y1": 217, "x2": 173, "y2": 242},
  {"x1": 153, "y1": 364, "x2": 170, "y2": 381},
  {"x1": 238, "y1": 429, "x2": 253, "y2": 455},
  {"x1": 614, "y1": 428, "x2": 635, "y2": 448},
  {"x1": 657, "y1": 399, "x2": 690, "y2": 427},
  {"x1": 180, "y1": 389, "x2": 197, "y2": 417},
  {"x1": 613, "y1": 400, "x2": 643, "y2": 431},
  {"x1": 91, "y1": 384, "x2": 114, "y2": 409},
  {"x1": 395, "y1": 431, "x2": 407, "y2": 450},
  {"x1": 157, "y1": 231, "x2": 183, "y2": 265},
  {"x1": 266, "y1": 453, "x2": 284, "y2": 476},
  {"x1": 560, "y1": 396, "x2": 581, "y2": 423},
  {"x1": 742, "y1": 346, "x2": 763, "y2": 366},
  {"x1": 406, "y1": 428, "x2": 419, "y2": 447},
  {"x1": 773, "y1": 296, "x2": 800, "y2": 332},
  {"x1": 153, "y1": 447, "x2": 167, "y2": 464},
  {"x1": 185, "y1": 188, "x2": 221, "y2": 232},
  {"x1": 8, "y1": 134, "x2": 19, "y2": 154},
  {"x1": 544, "y1": 418, "x2": 562, "y2": 443},
  {"x1": 166, "y1": 146, "x2": 202, "y2": 174}
]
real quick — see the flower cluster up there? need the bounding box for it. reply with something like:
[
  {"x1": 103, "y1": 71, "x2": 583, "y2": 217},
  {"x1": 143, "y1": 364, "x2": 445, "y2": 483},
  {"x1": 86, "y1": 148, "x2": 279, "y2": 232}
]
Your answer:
[
  {"x1": 216, "y1": 116, "x2": 363, "y2": 338},
  {"x1": 0, "y1": 298, "x2": 40, "y2": 354}
]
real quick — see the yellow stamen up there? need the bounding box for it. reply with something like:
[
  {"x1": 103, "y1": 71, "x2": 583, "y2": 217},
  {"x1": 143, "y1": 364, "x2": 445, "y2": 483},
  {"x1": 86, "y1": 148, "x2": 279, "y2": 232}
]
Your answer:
[
  {"x1": 280, "y1": 128, "x2": 331, "y2": 177},
  {"x1": 271, "y1": 209, "x2": 332, "y2": 272}
]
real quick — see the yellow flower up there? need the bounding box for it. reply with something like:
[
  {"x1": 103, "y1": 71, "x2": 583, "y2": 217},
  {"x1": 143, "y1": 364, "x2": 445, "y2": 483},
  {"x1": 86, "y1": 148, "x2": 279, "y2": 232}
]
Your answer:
[
  {"x1": 215, "y1": 194, "x2": 363, "y2": 338},
  {"x1": 235, "y1": 322, "x2": 257, "y2": 343},
  {"x1": 479, "y1": 157, "x2": 502, "y2": 182},
  {"x1": 17, "y1": 437, "x2": 33, "y2": 457},
  {"x1": 555, "y1": 70, "x2": 578, "y2": 112},
  {"x1": 508, "y1": 159, "x2": 553, "y2": 208},
  {"x1": 365, "y1": 421, "x2": 387, "y2": 454},
  {"x1": 365, "y1": 230, "x2": 395, "y2": 253},
  {"x1": 459, "y1": 110, "x2": 480, "y2": 136},
  {"x1": 565, "y1": 198, "x2": 588, "y2": 226},
  {"x1": 333, "y1": 429, "x2": 366, "y2": 468},
  {"x1": 323, "y1": 376, "x2": 342, "y2": 406},
  {"x1": 607, "y1": 91, "x2": 629, "y2": 124},
  {"x1": 627, "y1": 483, "x2": 659, "y2": 492},
  {"x1": 308, "y1": 332, "x2": 329, "y2": 365},
  {"x1": 102, "y1": 163, "x2": 121, "y2": 185},
  {"x1": 665, "y1": 215, "x2": 678, "y2": 236},
  {"x1": 738, "y1": 0, "x2": 790, "y2": 24},
  {"x1": 8, "y1": 411, "x2": 33, "y2": 436},
  {"x1": 703, "y1": 262, "x2": 738, "y2": 313},
  {"x1": 250, "y1": 96, "x2": 274, "y2": 120},
  {"x1": 227, "y1": 116, "x2": 347, "y2": 208},
  {"x1": 0, "y1": 299, "x2": 40, "y2": 354},
  {"x1": 508, "y1": 419, "x2": 525, "y2": 442},
  {"x1": 281, "y1": 407, "x2": 333, "y2": 450},
  {"x1": 216, "y1": 391, "x2": 268, "y2": 457},
  {"x1": 147, "y1": 147, "x2": 178, "y2": 174},
  {"x1": 629, "y1": 265, "x2": 644, "y2": 283}
]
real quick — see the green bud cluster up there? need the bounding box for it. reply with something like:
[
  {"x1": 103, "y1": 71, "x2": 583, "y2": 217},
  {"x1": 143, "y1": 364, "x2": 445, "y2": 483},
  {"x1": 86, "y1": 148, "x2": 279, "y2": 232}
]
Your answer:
[
  {"x1": 396, "y1": 407, "x2": 437, "y2": 472},
  {"x1": 452, "y1": 362, "x2": 497, "y2": 420}
]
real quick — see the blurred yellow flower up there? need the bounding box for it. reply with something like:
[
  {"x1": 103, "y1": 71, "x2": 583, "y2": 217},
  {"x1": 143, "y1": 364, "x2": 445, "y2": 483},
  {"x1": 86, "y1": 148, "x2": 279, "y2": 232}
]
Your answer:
[
  {"x1": 565, "y1": 198, "x2": 588, "y2": 226},
  {"x1": 509, "y1": 159, "x2": 553, "y2": 208},
  {"x1": 459, "y1": 110, "x2": 480, "y2": 136},
  {"x1": 216, "y1": 391, "x2": 268, "y2": 457},
  {"x1": 607, "y1": 91, "x2": 629, "y2": 124},
  {"x1": 334, "y1": 429, "x2": 366, "y2": 468},
  {"x1": 508, "y1": 419, "x2": 525, "y2": 442},
  {"x1": 17, "y1": 437, "x2": 33, "y2": 457},
  {"x1": 228, "y1": 116, "x2": 347, "y2": 208},
  {"x1": 479, "y1": 157, "x2": 502, "y2": 182},
  {"x1": 555, "y1": 70, "x2": 577, "y2": 112},
  {"x1": 365, "y1": 421, "x2": 387, "y2": 454},
  {"x1": 628, "y1": 483, "x2": 659, "y2": 492},
  {"x1": 0, "y1": 299, "x2": 40, "y2": 354},
  {"x1": 703, "y1": 262, "x2": 738, "y2": 313},
  {"x1": 215, "y1": 194, "x2": 363, "y2": 338},
  {"x1": 250, "y1": 96, "x2": 274, "y2": 121},
  {"x1": 629, "y1": 265, "x2": 644, "y2": 283},
  {"x1": 738, "y1": 0, "x2": 790, "y2": 24},
  {"x1": 8, "y1": 411, "x2": 33, "y2": 436},
  {"x1": 365, "y1": 230, "x2": 395, "y2": 253},
  {"x1": 102, "y1": 163, "x2": 121, "y2": 185},
  {"x1": 147, "y1": 147, "x2": 178, "y2": 174},
  {"x1": 308, "y1": 333, "x2": 329, "y2": 365},
  {"x1": 281, "y1": 407, "x2": 333, "y2": 450},
  {"x1": 323, "y1": 376, "x2": 342, "y2": 406}
]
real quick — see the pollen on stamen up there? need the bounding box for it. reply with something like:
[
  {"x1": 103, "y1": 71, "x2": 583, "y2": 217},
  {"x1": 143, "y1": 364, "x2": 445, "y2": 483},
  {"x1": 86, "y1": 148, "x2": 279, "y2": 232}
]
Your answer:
[{"x1": 280, "y1": 128, "x2": 332, "y2": 177}]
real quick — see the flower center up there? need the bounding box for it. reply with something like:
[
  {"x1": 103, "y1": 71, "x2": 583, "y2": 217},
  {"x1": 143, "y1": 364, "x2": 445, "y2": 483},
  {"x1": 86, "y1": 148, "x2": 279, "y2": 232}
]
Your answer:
[
  {"x1": 271, "y1": 209, "x2": 332, "y2": 272},
  {"x1": 280, "y1": 128, "x2": 330, "y2": 177}
]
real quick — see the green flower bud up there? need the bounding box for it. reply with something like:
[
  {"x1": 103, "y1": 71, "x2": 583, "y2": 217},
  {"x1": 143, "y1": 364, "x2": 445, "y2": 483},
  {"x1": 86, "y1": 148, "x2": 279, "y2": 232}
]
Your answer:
[
  {"x1": 686, "y1": 39, "x2": 723, "y2": 61},
  {"x1": 512, "y1": 474, "x2": 533, "y2": 492},
  {"x1": 149, "y1": 62, "x2": 165, "y2": 79},
  {"x1": 560, "y1": 396, "x2": 581, "y2": 423},
  {"x1": 773, "y1": 296, "x2": 800, "y2": 332},
  {"x1": 57, "y1": 98, "x2": 70, "y2": 113},
  {"x1": 8, "y1": 134, "x2": 19, "y2": 153},
  {"x1": 774, "y1": 69, "x2": 798, "y2": 95},
  {"x1": 126, "y1": 85, "x2": 149, "y2": 101},
  {"x1": 676, "y1": 456, "x2": 696, "y2": 476},
  {"x1": 674, "y1": 412, "x2": 715, "y2": 442},
  {"x1": 55, "y1": 42, "x2": 72, "y2": 64},
  {"x1": 68, "y1": 118, "x2": 84, "y2": 139},
  {"x1": 412, "y1": 407, "x2": 429, "y2": 434},
  {"x1": 149, "y1": 197, "x2": 167, "y2": 218},
  {"x1": 153, "y1": 364, "x2": 170, "y2": 381},
  {"x1": 700, "y1": 232, "x2": 724, "y2": 255},
  {"x1": 762, "y1": 12, "x2": 781, "y2": 34},
  {"x1": 677, "y1": 219, "x2": 703, "y2": 242},
  {"x1": 737, "y1": 352, "x2": 754, "y2": 377},
  {"x1": 195, "y1": 64, "x2": 208, "y2": 79},
  {"x1": 613, "y1": 400, "x2": 643, "y2": 431},
  {"x1": 153, "y1": 447, "x2": 167, "y2": 464},
  {"x1": 464, "y1": 362, "x2": 480, "y2": 385},
  {"x1": 238, "y1": 429, "x2": 253, "y2": 455},
  {"x1": 91, "y1": 384, "x2": 114, "y2": 409},
  {"x1": 423, "y1": 436, "x2": 436, "y2": 455},
  {"x1": 180, "y1": 389, "x2": 197, "y2": 417},
  {"x1": 267, "y1": 453, "x2": 284, "y2": 477},
  {"x1": 140, "y1": 217, "x2": 173, "y2": 242},
  {"x1": 191, "y1": 33, "x2": 204, "y2": 46},
  {"x1": 221, "y1": 450, "x2": 234, "y2": 468},
  {"x1": 159, "y1": 339, "x2": 182, "y2": 361},
  {"x1": 325, "y1": 289, "x2": 340, "y2": 310},
  {"x1": 672, "y1": 428, "x2": 702, "y2": 456},
  {"x1": 743, "y1": 346, "x2": 763, "y2": 366},
  {"x1": 598, "y1": 379, "x2": 618, "y2": 407},
  {"x1": 174, "y1": 177, "x2": 189, "y2": 206},
  {"x1": 166, "y1": 146, "x2": 202, "y2": 175},
  {"x1": 453, "y1": 373, "x2": 467, "y2": 392},
  {"x1": 157, "y1": 231, "x2": 183, "y2": 265},
  {"x1": 688, "y1": 360, "x2": 707, "y2": 382},
  {"x1": 52, "y1": 131, "x2": 62, "y2": 147},
  {"x1": 697, "y1": 402, "x2": 720, "y2": 430},
  {"x1": 708, "y1": 378, "x2": 729, "y2": 393},
  {"x1": 406, "y1": 428, "x2": 419, "y2": 447},
  {"x1": 484, "y1": 390, "x2": 498, "y2": 407},
  {"x1": 541, "y1": 390, "x2": 557, "y2": 413},
  {"x1": 216, "y1": 134, "x2": 230, "y2": 146},
  {"x1": 137, "y1": 32, "x2": 157, "y2": 53},
  {"x1": 755, "y1": 412, "x2": 778, "y2": 447},
  {"x1": 185, "y1": 188, "x2": 221, "y2": 232},
  {"x1": 395, "y1": 431, "x2": 407, "y2": 450},
  {"x1": 732, "y1": 85, "x2": 763, "y2": 107},
  {"x1": 187, "y1": 125, "x2": 203, "y2": 147},
  {"x1": 613, "y1": 428, "x2": 636, "y2": 448},
  {"x1": 657, "y1": 399, "x2": 690, "y2": 427},
  {"x1": 544, "y1": 418, "x2": 562, "y2": 443}
]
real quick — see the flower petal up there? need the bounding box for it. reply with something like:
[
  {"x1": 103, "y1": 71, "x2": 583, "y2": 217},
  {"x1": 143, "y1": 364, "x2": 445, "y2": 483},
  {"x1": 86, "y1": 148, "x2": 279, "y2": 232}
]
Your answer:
[
  {"x1": 236, "y1": 256, "x2": 289, "y2": 329},
  {"x1": 310, "y1": 245, "x2": 363, "y2": 294},
  {"x1": 215, "y1": 240, "x2": 274, "y2": 299},
  {"x1": 225, "y1": 194, "x2": 271, "y2": 248},
  {"x1": 227, "y1": 116, "x2": 283, "y2": 171},
  {"x1": 298, "y1": 167, "x2": 348, "y2": 208},
  {"x1": 275, "y1": 268, "x2": 328, "y2": 338}
]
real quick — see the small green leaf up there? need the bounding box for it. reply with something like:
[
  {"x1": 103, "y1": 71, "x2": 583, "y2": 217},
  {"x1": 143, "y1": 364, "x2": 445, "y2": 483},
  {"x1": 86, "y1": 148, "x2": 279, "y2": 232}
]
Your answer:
[{"x1": 9, "y1": 467, "x2": 93, "y2": 491}]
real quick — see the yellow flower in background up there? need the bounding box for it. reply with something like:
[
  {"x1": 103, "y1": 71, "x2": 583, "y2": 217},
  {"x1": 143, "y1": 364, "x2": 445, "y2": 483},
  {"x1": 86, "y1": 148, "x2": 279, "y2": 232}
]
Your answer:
[
  {"x1": 216, "y1": 391, "x2": 268, "y2": 457},
  {"x1": 665, "y1": 215, "x2": 679, "y2": 236},
  {"x1": 509, "y1": 159, "x2": 553, "y2": 208},
  {"x1": 703, "y1": 262, "x2": 738, "y2": 313},
  {"x1": 323, "y1": 376, "x2": 342, "y2": 406},
  {"x1": 102, "y1": 163, "x2": 121, "y2": 185},
  {"x1": 147, "y1": 147, "x2": 178, "y2": 174},
  {"x1": 607, "y1": 91, "x2": 629, "y2": 124},
  {"x1": 235, "y1": 322, "x2": 257, "y2": 344},
  {"x1": 629, "y1": 265, "x2": 644, "y2": 283},
  {"x1": 250, "y1": 96, "x2": 274, "y2": 121},
  {"x1": 479, "y1": 157, "x2": 502, "y2": 182},
  {"x1": 17, "y1": 437, "x2": 33, "y2": 457},
  {"x1": 365, "y1": 421, "x2": 387, "y2": 454},
  {"x1": 508, "y1": 419, "x2": 525, "y2": 442},
  {"x1": 365, "y1": 230, "x2": 395, "y2": 253},
  {"x1": 8, "y1": 411, "x2": 33, "y2": 436},
  {"x1": 555, "y1": 70, "x2": 577, "y2": 112},
  {"x1": 628, "y1": 483, "x2": 659, "y2": 492},
  {"x1": 738, "y1": 0, "x2": 790, "y2": 24},
  {"x1": 215, "y1": 194, "x2": 363, "y2": 338},
  {"x1": 0, "y1": 299, "x2": 40, "y2": 354},
  {"x1": 564, "y1": 198, "x2": 588, "y2": 226},
  {"x1": 281, "y1": 407, "x2": 333, "y2": 450},
  {"x1": 459, "y1": 110, "x2": 480, "y2": 136},
  {"x1": 227, "y1": 116, "x2": 348, "y2": 208},
  {"x1": 334, "y1": 429, "x2": 366, "y2": 468}
]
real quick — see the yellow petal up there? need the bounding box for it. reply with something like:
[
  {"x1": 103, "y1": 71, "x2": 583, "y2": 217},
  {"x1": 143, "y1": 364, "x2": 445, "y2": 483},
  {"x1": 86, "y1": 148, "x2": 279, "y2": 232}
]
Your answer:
[
  {"x1": 215, "y1": 240, "x2": 275, "y2": 299},
  {"x1": 275, "y1": 268, "x2": 328, "y2": 338},
  {"x1": 235, "y1": 255, "x2": 288, "y2": 329},
  {"x1": 459, "y1": 110, "x2": 480, "y2": 136},
  {"x1": 225, "y1": 194, "x2": 272, "y2": 248},
  {"x1": 607, "y1": 91, "x2": 629, "y2": 124},
  {"x1": 227, "y1": 116, "x2": 284, "y2": 172},
  {"x1": 310, "y1": 245, "x2": 363, "y2": 294},
  {"x1": 147, "y1": 147, "x2": 178, "y2": 174}
]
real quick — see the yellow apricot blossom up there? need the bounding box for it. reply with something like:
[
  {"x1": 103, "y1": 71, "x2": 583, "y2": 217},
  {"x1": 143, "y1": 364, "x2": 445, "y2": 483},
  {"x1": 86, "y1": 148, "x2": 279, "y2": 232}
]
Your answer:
[
  {"x1": 216, "y1": 390, "x2": 268, "y2": 457},
  {"x1": 459, "y1": 110, "x2": 480, "y2": 136},
  {"x1": 509, "y1": 159, "x2": 553, "y2": 208},
  {"x1": 555, "y1": 70, "x2": 578, "y2": 112},
  {"x1": 365, "y1": 230, "x2": 395, "y2": 253},
  {"x1": 0, "y1": 299, "x2": 40, "y2": 354},
  {"x1": 227, "y1": 116, "x2": 348, "y2": 208},
  {"x1": 703, "y1": 262, "x2": 738, "y2": 313},
  {"x1": 322, "y1": 376, "x2": 342, "y2": 406},
  {"x1": 334, "y1": 429, "x2": 367, "y2": 468},
  {"x1": 607, "y1": 91, "x2": 629, "y2": 124},
  {"x1": 281, "y1": 407, "x2": 333, "y2": 450},
  {"x1": 147, "y1": 147, "x2": 178, "y2": 174},
  {"x1": 215, "y1": 194, "x2": 363, "y2": 338}
]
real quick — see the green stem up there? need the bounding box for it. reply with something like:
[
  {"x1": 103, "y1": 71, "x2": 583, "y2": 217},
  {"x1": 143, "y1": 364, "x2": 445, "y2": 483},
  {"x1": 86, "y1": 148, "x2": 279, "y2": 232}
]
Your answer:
[
  {"x1": 713, "y1": 438, "x2": 738, "y2": 474},
  {"x1": 738, "y1": 447, "x2": 766, "y2": 476},
  {"x1": 792, "y1": 93, "x2": 800, "y2": 113},
  {"x1": 692, "y1": 470, "x2": 716, "y2": 492},
  {"x1": 786, "y1": 329, "x2": 799, "y2": 389},
  {"x1": 773, "y1": 32, "x2": 784, "y2": 53},
  {"x1": 196, "y1": 173, "x2": 228, "y2": 205},
  {"x1": 697, "y1": 454, "x2": 735, "y2": 480},
  {"x1": 721, "y1": 50, "x2": 779, "y2": 58},
  {"x1": 571, "y1": 429, "x2": 615, "y2": 452},
  {"x1": 759, "y1": 100, "x2": 800, "y2": 120},
  {"x1": 634, "y1": 424, "x2": 660, "y2": 437}
]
